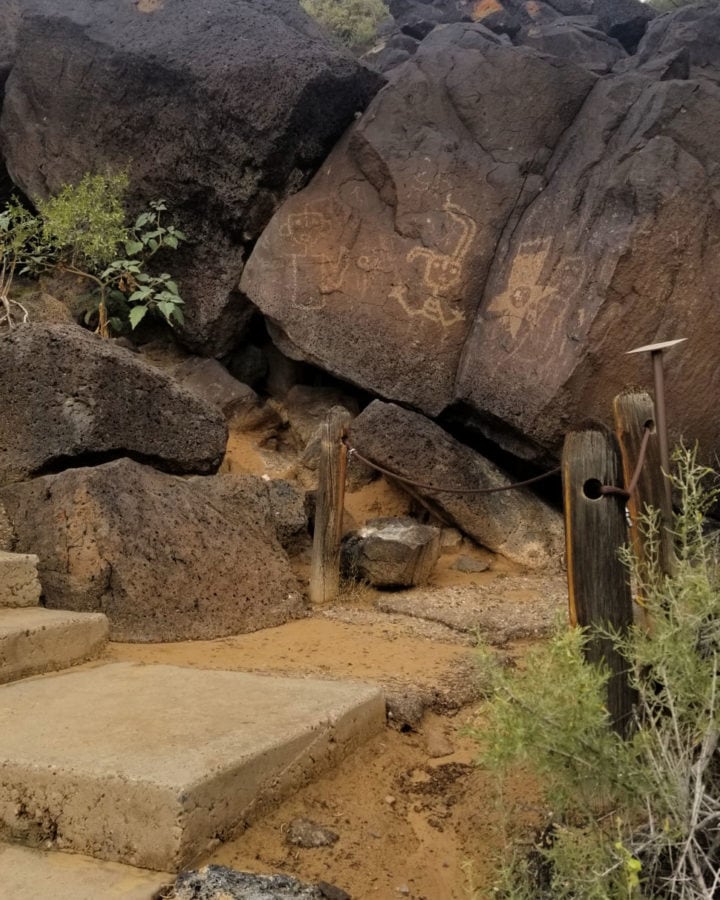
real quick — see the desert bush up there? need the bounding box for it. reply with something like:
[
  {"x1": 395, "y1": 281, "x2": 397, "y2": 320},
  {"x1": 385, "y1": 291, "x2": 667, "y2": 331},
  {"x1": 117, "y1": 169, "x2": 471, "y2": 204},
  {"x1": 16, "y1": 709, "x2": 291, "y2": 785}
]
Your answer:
[
  {"x1": 300, "y1": 0, "x2": 389, "y2": 48},
  {"x1": 471, "y1": 446, "x2": 720, "y2": 899},
  {"x1": 0, "y1": 172, "x2": 186, "y2": 336}
]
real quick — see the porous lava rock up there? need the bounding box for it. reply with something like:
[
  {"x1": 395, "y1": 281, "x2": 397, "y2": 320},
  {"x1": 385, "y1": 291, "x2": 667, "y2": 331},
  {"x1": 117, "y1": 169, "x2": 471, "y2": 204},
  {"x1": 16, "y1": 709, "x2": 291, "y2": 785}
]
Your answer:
[
  {"x1": 350, "y1": 402, "x2": 563, "y2": 569},
  {"x1": 0, "y1": 460, "x2": 305, "y2": 642},
  {"x1": 0, "y1": 323, "x2": 227, "y2": 485},
  {"x1": 456, "y1": 65, "x2": 720, "y2": 461},
  {"x1": 0, "y1": 0, "x2": 383, "y2": 355},
  {"x1": 242, "y1": 23, "x2": 595, "y2": 415}
]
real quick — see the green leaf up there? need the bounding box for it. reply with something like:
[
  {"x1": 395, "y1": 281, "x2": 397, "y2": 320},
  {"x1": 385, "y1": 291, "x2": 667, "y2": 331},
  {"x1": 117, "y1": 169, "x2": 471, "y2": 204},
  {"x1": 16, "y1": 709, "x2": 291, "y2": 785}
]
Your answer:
[
  {"x1": 170, "y1": 305, "x2": 184, "y2": 325},
  {"x1": 129, "y1": 305, "x2": 148, "y2": 329},
  {"x1": 134, "y1": 212, "x2": 151, "y2": 228},
  {"x1": 164, "y1": 235, "x2": 178, "y2": 249},
  {"x1": 129, "y1": 287, "x2": 153, "y2": 301},
  {"x1": 124, "y1": 240, "x2": 143, "y2": 256}
]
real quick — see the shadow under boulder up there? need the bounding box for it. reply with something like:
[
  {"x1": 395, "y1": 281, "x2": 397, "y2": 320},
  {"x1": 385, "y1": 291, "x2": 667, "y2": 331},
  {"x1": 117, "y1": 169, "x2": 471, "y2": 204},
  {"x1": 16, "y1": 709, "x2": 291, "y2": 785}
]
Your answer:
[{"x1": 0, "y1": 459, "x2": 305, "y2": 642}]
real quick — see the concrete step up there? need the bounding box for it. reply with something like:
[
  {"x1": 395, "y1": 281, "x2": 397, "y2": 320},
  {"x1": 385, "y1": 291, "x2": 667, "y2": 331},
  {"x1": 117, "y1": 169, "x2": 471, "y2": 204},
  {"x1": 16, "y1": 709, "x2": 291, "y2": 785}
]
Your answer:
[
  {"x1": 0, "y1": 608, "x2": 109, "y2": 684},
  {"x1": 0, "y1": 843, "x2": 171, "y2": 900},
  {"x1": 0, "y1": 662, "x2": 385, "y2": 872},
  {"x1": 0, "y1": 550, "x2": 41, "y2": 608}
]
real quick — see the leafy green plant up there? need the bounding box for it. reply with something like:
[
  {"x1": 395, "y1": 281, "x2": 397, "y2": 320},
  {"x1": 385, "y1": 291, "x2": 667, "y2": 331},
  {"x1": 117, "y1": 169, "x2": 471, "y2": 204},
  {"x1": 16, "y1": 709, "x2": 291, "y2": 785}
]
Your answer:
[
  {"x1": 0, "y1": 173, "x2": 186, "y2": 337},
  {"x1": 472, "y1": 446, "x2": 720, "y2": 899},
  {"x1": 300, "y1": 0, "x2": 389, "y2": 49}
]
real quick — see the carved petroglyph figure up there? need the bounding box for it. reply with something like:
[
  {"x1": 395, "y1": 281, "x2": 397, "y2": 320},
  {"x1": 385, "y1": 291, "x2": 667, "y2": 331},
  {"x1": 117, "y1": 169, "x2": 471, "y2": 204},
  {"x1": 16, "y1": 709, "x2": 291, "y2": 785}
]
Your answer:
[
  {"x1": 485, "y1": 236, "x2": 589, "y2": 345},
  {"x1": 392, "y1": 197, "x2": 477, "y2": 328},
  {"x1": 281, "y1": 207, "x2": 352, "y2": 309}
]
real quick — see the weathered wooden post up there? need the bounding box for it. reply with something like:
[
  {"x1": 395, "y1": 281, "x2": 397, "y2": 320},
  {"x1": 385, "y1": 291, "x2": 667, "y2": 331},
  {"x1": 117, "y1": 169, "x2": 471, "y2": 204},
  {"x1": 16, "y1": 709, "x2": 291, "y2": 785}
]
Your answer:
[
  {"x1": 614, "y1": 391, "x2": 674, "y2": 589},
  {"x1": 563, "y1": 427, "x2": 635, "y2": 735},
  {"x1": 310, "y1": 408, "x2": 352, "y2": 605}
]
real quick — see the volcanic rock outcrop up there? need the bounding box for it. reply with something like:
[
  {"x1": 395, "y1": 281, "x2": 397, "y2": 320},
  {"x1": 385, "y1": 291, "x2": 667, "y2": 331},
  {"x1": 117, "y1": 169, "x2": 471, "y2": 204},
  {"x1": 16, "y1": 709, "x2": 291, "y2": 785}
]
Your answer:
[{"x1": 0, "y1": 0, "x2": 382, "y2": 355}]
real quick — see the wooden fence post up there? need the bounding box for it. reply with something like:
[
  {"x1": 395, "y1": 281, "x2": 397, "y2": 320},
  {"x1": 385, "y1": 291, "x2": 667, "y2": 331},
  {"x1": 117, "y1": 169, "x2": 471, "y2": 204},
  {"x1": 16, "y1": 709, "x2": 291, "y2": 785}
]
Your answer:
[
  {"x1": 614, "y1": 391, "x2": 674, "y2": 586},
  {"x1": 563, "y1": 428, "x2": 635, "y2": 736},
  {"x1": 309, "y1": 408, "x2": 352, "y2": 605}
]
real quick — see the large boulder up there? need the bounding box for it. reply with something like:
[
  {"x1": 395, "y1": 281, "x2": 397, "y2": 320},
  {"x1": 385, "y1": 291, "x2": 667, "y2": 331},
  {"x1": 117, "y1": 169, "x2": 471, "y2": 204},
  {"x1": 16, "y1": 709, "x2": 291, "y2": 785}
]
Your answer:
[
  {"x1": 0, "y1": 0, "x2": 383, "y2": 355},
  {"x1": 518, "y1": 20, "x2": 626, "y2": 73},
  {"x1": 630, "y1": 1, "x2": 720, "y2": 83},
  {"x1": 455, "y1": 69, "x2": 720, "y2": 461},
  {"x1": 242, "y1": 23, "x2": 596, "y2": 416},
  {"x1": 0, "y1": 323, "x2": 227, "y2": 485},
  {"x1": 0, "y1": 459, "x2": 305, "y2": 642},
  {"x1": 349, "y1": 401, "x2": 563, "y2": 569}
]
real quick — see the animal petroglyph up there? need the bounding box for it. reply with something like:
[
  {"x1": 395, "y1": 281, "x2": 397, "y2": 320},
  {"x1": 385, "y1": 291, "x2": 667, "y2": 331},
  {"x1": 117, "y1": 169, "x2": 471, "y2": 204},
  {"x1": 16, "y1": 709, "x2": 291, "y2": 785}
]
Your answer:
[
  {"x1": 281, "y1": 207, "x2": 354, "y2": 308},
  {"x1": 392, "y1": 197, "x2": 476, "y2": 328}
]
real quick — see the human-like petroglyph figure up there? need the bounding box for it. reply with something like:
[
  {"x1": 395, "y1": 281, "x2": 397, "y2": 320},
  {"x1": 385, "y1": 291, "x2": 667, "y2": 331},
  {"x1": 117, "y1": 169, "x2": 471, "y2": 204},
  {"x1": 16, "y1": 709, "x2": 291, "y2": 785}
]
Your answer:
[
  {"x1": 392, "y1": 197, "x2": 476, "y2": 328},
  {"x1": 281, "y1": 207, "x2": 352, "y2": 308}
]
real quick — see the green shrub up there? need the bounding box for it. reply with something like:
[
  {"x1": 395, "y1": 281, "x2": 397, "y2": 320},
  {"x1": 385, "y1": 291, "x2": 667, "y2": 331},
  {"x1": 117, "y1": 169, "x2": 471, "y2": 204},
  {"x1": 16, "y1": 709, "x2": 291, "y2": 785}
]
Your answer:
[
  {"x1": 300, "y1": 0, "x2": 389, "y2": 48},
  {"x1": 471, "y1": 446, "x2": 720, "y2": 899},
  {"x1": 0, "y1": 173, "x2": 186, "y2": 337}
]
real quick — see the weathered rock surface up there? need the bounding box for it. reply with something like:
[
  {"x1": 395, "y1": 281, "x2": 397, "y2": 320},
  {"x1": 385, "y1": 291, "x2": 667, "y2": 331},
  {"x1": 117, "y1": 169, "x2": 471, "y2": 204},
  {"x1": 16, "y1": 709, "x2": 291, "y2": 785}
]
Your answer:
[
  {"x1": 242, "y1": 23, "x2": 596, "y2": 416},
  {"x1": 342, "y1": 517, "x2": 441, "y2": 587},
  {"x1": 456, "y1": 65, "x2": 720, "y2": 461},
  {"x1": 0, "y1": 459, "x2": 305, "y2": 642},
  {"x1": 630, "y1": 1, "x2": 720, "y2": 83},
  {"x1": 518, "y1": 20, "x2": 626, "y2": 73},
  {"x1": 0, "y1": 0, "x2": 382, "y2": 355},
  {"x1": 376, "y1": 575, "x2": 568, "y2": 644},
  {"x1": 173, "y1": 356, "x2": 268, "y2": 426},
  {"x1": 285, "y1": 818, "x2": 339, "y2": 849},
  {"x1": 350, "y1": 402, "x2": 563, "y2": 569},
  {"x1": 0, "y1": 323, "x2": 227, "y2": 485}
]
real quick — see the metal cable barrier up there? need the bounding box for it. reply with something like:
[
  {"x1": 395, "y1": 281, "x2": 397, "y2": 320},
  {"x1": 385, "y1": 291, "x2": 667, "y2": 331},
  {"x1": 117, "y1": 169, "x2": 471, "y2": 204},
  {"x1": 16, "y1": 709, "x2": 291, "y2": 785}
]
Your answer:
[
  {"x1": 345, "y1": 424, "x2": 653, "y2": 499},
  {"x1": 344, "y1": 438, "x2": 561, "y2": 496}
]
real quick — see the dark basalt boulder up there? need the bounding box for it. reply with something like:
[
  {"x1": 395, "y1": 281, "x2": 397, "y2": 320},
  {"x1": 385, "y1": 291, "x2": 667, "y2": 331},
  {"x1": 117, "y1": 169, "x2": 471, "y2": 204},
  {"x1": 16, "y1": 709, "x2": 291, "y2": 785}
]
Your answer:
[
  {"x1": 0, "y1": 460, "x2": 305, "y2": 642},
  {"x1": 0, "y1": 322, "x2": 227, "y2": 485},
  {"x1": 455, "y1": 69, "x2": 720, "y2": 462},
  {"x1": 242, "y1": 23, "x2": 596, "y2": 416},
  {"x1": 630, "y1": 1, "x2": 720, "y2": 83},
  {"x1": 0, "y1": 0, "x2": 383, "y2": 355}
]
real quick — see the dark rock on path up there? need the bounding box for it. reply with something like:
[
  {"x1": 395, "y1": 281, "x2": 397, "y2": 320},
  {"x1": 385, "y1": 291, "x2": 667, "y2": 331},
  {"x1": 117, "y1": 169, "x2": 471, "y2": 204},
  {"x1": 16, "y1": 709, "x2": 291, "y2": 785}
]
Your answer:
[
  {"x1": 286, "y1": 818, "x2": 340, "y2": 849},
  {"x1": 0, "y1": 323, "x2": 227, "y2": 486},
  {"x1": 342, "y1": 517, "x2": 441, "y2": 588},
  {"x1": 0, "y1": 460, "x2": 305, "y2": 642}
]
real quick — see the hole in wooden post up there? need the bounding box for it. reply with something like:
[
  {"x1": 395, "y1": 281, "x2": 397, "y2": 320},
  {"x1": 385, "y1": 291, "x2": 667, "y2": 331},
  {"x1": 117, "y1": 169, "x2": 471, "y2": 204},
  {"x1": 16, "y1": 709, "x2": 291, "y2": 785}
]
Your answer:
[
  {"x1": 643, "y1": 419, "x2": 656, "y2": 433},
  {"x1": 583, "y1": 478, "x2": 603, "y2": 500}
]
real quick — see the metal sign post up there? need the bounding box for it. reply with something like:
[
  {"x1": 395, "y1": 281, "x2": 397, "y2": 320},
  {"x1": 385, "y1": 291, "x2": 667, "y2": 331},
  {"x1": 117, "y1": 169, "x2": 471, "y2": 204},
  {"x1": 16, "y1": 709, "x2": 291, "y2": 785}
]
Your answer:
[{"x1": 626, "y1": 338, "x2": 687, "y2": 513}]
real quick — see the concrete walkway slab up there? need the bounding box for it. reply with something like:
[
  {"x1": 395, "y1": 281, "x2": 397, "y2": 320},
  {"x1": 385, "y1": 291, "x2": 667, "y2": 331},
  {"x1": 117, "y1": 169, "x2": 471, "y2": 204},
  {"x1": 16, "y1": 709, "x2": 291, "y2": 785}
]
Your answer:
[
  {"x1": 0, "y1": 843, "x2": 171, "y2": 900},
  {"x1": 0, "y1": 550, "x2": 41, "y2": 607},
  {"x1": 0, "y1": 607, "x2": 109, "y2": 684},
  {"x1": 0, "y1": 663, "x2": 385, "y2": 871}
]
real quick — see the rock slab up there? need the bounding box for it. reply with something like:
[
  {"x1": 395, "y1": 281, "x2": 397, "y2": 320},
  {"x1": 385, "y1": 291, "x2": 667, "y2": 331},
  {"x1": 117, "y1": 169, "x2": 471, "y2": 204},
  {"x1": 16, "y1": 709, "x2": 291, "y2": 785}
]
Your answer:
[
  {"x1": 0, "y1": 459, "x2": 304, "y2": 642},
  {"x1": 0, "y1": 323, "x2": 227, "y2": 486},
  {"x1": 0, "y1": 663, "x2": 385, "y2": 871},
  {"x1": 350, "y1": 402, "x2": 563, "y2": 569},
  {"x1": 0, "y1": 607, "x2": 109, "y2": 684}
]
